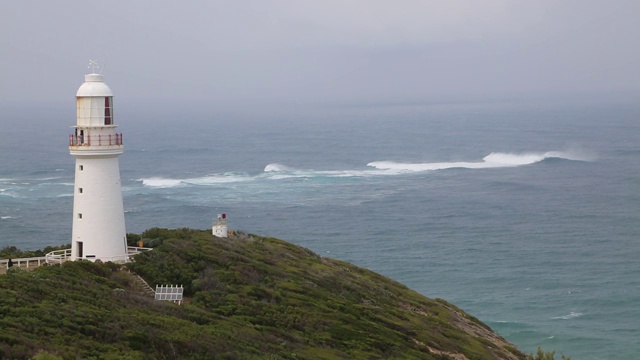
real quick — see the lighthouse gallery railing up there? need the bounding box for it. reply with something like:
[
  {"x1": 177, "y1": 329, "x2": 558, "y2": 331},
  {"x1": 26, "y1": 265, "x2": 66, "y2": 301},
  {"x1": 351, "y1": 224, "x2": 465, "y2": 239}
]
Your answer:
[{"x1": 69, "y1": 134, "x2": 123, "y2": 147}]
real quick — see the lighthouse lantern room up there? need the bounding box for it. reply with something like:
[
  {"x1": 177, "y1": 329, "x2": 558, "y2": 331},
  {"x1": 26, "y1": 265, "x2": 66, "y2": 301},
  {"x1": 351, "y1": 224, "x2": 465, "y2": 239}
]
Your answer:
[{"x1": 70, "y1": 62, "x2": 128, "y2": 262}]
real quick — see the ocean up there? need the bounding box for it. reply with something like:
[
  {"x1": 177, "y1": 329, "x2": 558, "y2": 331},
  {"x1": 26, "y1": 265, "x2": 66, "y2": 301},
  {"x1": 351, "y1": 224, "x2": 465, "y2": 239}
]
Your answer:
[{"x1": 1, "y1": 100, "x2": 639, "y2": 359}]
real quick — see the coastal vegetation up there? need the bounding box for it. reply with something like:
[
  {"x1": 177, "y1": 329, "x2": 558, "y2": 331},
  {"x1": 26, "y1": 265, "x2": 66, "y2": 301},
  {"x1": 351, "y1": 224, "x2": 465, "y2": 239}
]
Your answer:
[{"x1": 0, "y1": 228, "x2": 566, "y2": 359}]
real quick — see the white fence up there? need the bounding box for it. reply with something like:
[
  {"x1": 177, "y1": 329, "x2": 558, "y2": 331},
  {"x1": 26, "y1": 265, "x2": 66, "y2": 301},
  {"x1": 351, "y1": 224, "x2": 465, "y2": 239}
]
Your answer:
[
  {"x1": 1, "y1": 256, "x2": 48, "y2": 269},
  {"x1": 44, "y1": 246, "x2": 152, "y2": 264},
  {"x1": 0, "y1": 247, "x2": 154, "y2": 272},
  {"x1": 45, "y1": 249, "x2": 72, "y2": 264}
]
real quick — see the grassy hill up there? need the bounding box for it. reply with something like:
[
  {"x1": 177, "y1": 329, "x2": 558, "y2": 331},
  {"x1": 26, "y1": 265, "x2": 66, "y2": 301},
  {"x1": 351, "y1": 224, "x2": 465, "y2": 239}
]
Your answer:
[{"x1": 0, "y1": 228, "x2": 528, "y2": 359}]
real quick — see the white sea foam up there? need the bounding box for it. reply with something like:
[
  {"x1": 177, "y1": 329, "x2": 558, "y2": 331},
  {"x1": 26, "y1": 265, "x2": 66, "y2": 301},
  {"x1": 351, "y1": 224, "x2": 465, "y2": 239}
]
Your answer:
[
  {"x1": 263, "y1": 162, "x2": 400, "y2": 179},
  {"x1": 141, "y1": 173, "x2": 253, "y2": 188},
  {"x1": 141, "y1": 178, "x2": 183, "y2": 188},
  {"x1": 264, "y1": 163, "x2": 323, "y2": 179},
  {"x1": 552, "y1": 312, "x2": 584, "y2": 320},
  {"x1": 264, "y1": 163, "x2": 295, "y2": 172},
  {"x1": 368, "y1": 151, "x2": 586, "y2": 173},
  {"x1": 265, "y1": 168, "x2": 375, "y2": 180},
  {"x1": 1, "y1": 216, "x2": 14, "y2": 220},
  {"x1": 32, "y1": 177, "x2": 63, "y2": 181},
  {"x1": 265, "y1": 173, "x2": 309, "y2": 180},
  {"x1": 185, "y1": 173, "x2": 253, "y2": 185}
]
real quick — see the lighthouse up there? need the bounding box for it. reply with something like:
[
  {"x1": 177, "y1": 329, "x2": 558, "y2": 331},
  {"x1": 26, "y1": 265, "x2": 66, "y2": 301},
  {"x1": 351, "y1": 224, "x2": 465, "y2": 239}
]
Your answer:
[
  {"x1": 212, "y1": 213, "x2": 228, "y2": 237},
  {"x1": 69, "y1": 62, "x2": 128, "y2": 261}
]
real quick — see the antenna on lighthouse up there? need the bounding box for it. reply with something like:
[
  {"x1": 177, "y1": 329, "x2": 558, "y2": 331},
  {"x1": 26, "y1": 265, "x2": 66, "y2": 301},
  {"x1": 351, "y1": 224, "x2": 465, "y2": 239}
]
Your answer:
[{"x1": 88, "y1": 60, "x2": 100, "y2": 74}]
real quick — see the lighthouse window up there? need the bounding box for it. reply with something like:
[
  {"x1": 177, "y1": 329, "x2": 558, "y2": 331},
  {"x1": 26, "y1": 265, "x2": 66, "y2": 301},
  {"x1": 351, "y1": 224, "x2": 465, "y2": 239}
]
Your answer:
[
  {"x1": 79, "y1": 165, "x2": 84, "y2": 171},
  {"x1": 78, "y1": 213, "x2": 83, "y2": 219},
  {"x1": 78, "y1": 188, "x2": 83, "y2": 194},
  {"x1": 104, "y1": 97, "x2": 113, "y2": 125}
]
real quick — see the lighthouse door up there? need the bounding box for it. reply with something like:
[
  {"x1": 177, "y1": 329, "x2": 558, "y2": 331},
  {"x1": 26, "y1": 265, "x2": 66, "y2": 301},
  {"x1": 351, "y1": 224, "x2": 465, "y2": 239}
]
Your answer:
[{"x1": 77, "y1": 241, "x2": 83, "y2": 258}]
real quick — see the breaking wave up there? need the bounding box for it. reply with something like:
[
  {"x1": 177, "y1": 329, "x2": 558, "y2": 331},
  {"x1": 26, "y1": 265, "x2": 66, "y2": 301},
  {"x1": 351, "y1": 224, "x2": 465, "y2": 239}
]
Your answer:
[
  {"x1": 368, "y1": 151, "x2": 585, "y2": 172},
  {"x1": 141, "y1": 178, "x2": 183, "y2": 188},
  {"x1": 264, "y1": 163, "x2": 294, "y2": 172},
  {"x1": 140, "y1": 151, "x2": 585, "y2": 188}
]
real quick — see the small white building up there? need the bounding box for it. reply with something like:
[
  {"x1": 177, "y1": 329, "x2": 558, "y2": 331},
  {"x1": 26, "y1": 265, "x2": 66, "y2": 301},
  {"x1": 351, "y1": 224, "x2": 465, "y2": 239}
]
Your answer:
[
  {"x1": 69, "y1": 64, "x2": 128, "y2": 261},
  {"x1": 213, "y1": 213, "x2": 228, "y2": 237}
]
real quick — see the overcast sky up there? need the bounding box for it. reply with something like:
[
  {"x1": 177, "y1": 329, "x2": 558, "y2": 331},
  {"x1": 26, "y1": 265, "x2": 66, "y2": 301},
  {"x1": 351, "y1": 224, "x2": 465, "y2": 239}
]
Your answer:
[{"x1": 1, "y1": 1, "x2": 639, "y2": 109}]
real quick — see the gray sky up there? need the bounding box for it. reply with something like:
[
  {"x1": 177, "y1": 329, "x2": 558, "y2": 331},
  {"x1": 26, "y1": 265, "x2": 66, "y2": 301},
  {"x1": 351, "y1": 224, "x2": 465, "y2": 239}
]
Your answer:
[{"x1": 1, "y1": 1, "x2": 639, "y2": 109}]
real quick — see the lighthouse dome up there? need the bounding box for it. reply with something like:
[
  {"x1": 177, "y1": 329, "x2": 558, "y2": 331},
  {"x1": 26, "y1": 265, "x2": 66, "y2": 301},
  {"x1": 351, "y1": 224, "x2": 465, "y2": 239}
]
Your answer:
[{"x1": 76, "y1": 74, "x2": 113, "y2": 97}]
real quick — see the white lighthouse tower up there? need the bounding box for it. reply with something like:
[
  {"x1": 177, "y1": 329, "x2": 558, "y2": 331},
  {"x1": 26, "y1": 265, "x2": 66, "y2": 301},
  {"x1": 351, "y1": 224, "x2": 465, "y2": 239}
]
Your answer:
[{"x1": 69, "y1": 62, "x2": 128, "y2": 261}]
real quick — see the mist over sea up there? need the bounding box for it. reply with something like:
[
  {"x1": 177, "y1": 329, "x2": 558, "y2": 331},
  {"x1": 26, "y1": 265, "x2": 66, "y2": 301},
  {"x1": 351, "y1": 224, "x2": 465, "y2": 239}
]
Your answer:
[{"x1": 1, "y1": 101, "x2": 639, "y2": 359}]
